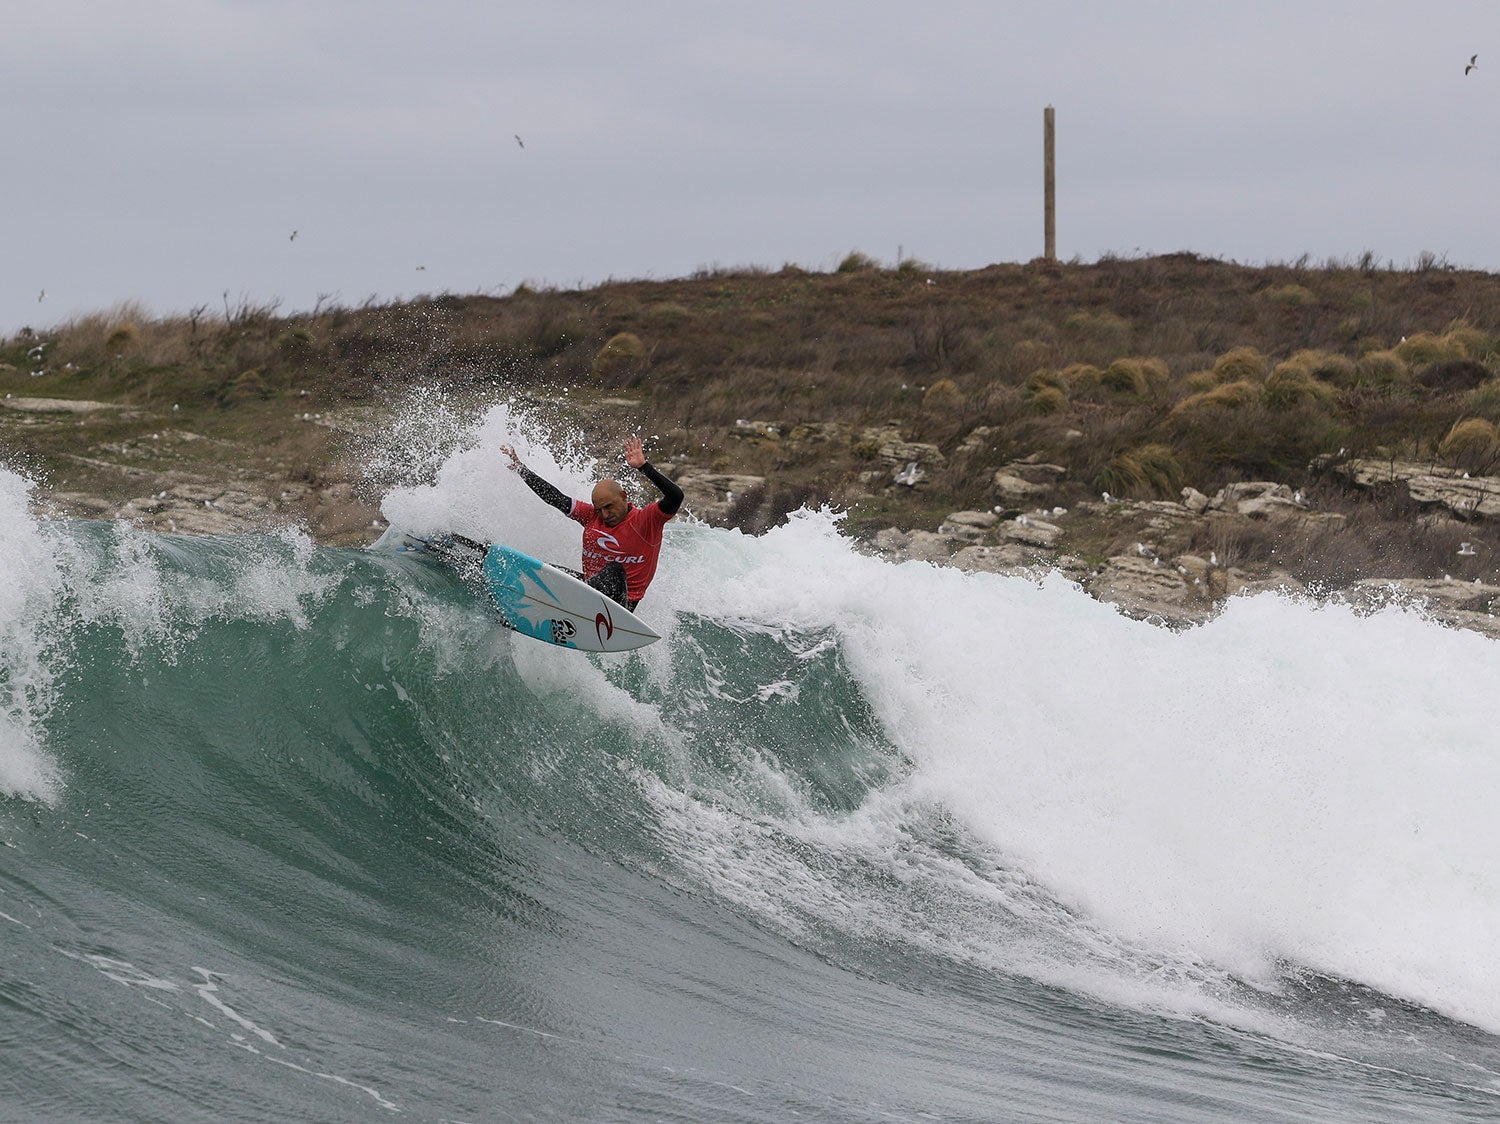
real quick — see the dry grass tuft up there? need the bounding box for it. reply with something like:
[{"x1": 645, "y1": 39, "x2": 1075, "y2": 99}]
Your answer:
[
  {"x1": 1354, "y1": 349, "x2": 1409, "y2": 387},
  {"x1": 1101, "y1": 356, "x2": 1168, "y2": 398},
  {"x1": 592, "y1": 331, "x2": 647, "y2": 382},
  {"x1": 1029, "y1": 385, "x2": 1069, "y2": 415},
  {"x1": 837, "y1": 250, "x2": 879, "y2": 274},
  {"x1": 1095, "y1": 443, "x2": 1183, "y2": 498},
  {"x1": 1262, "y1": 359, "x2": 1337, "y2": 410},
  {"x1": 1439, "y1": 418, "x2": 1500, "y2": 472},
  {"x1": 1395, "y1": 331, "x2": 1467, "y2": 366},
  {"x1": 1213, "y1": 346, "x2": 1268, "y2": 382},
  {"x1": 1264, "y1": 283, "x2": 1316, "y2": 307},
  {"x1": 1170, "y1": 378, "x2": 1261, "y2": 418},
  {"x1": 922, "y1": 378, "x2": 964, "y2": 410}
]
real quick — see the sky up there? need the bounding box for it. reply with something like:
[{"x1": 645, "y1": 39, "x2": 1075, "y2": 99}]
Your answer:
[{"x1": 2, "y1": 1, "x2": 1496, "y2": 336}]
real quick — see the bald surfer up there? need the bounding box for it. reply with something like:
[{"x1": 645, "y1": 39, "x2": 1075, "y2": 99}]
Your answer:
[{"x1": 500, "y1": 436, "x2": 683, "y2": 610}]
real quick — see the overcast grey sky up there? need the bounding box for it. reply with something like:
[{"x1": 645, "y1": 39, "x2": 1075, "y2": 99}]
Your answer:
[{"x1": 3, "y1": 1, "x2": 1495, "y2": 336}]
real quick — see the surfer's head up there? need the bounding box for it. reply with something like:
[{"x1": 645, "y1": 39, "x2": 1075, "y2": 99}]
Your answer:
[{"x1": 591, "y1": 479, "x2": 630, "y2": 526}]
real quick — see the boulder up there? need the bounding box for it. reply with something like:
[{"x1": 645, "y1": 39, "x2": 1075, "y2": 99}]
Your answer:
[
  {"x1": 1087, "y1": 554, "x2": 1197, "y2": 620},
  {"x1": 999, "y1": 516, "x2": 1062, "y2": 549},
  {"x1": 951, "y1": 543, "x2": 1048, "y2": 574},
  {"x1": 1326, "y1": 458, "x2": 1500, "y2": 520},
  {"x1": 903, "y1": 530, "x2": 960, "y2": 562},
  {"x1": 954, "y1": 426, "x2": 996, "y2": 456},
  {"x1": 858, "y1": 424, "x2": 946, "y2": 470},
  {"x1": 3, "y1": 396, "x2": 125, "y2": 414},
  {"x1": 937, "y1": 510, "x2": 999, "y2": 541},
  {"x1": 1181, "y1": 487, "x2": 1212, "y2": 514},
  {"x1": 992, "y1": 471, "x2": 1050, "y2": 505},
  {"x1": 1003, "y1": 459, "x2": 1068, "y2": 485},
  {"x1": 670, "y1": 468, "x2": 767, "y2": 523}
]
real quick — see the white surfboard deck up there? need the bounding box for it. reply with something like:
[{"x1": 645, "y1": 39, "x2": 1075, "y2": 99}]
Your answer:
[{"x1": 375, "y1": 529, "x2": 660, "y2": 652}]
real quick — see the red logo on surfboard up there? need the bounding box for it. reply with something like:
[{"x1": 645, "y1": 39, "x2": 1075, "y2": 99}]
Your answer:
[{"x1": 595, "y1": 607, "x2": 614, "y2": 646}]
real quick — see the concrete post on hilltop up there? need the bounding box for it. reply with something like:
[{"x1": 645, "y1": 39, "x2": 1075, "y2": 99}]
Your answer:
[{"x1": 1043, "y1": 105, "x2": 1056, "y2": 262}]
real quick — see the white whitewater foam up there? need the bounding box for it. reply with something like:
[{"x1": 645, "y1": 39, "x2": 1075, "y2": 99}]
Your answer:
[
  {"x1": 0, "y1": 467, "x2": 62, "y2": 801},
  {"x1": 663, "y1": 508, "x2": 1500, "y2": 1033},
  {"x1": 372, "y1": 401, "x2": 1500, "y2": 1034}
]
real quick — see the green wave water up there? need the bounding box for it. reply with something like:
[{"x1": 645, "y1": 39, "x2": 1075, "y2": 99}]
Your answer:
[{"x1": 4, "y1": 495, "x2": 1500, "y2": 1122}]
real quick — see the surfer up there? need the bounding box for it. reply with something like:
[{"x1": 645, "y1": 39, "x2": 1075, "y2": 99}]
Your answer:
[{"x1": 500, "y1": 436, "x2": 683, "y2": 610}]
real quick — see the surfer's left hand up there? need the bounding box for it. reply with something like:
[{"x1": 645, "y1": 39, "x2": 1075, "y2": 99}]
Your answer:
[{"x1": 623, "y1": 436, "x2": 646, "y2": 470}]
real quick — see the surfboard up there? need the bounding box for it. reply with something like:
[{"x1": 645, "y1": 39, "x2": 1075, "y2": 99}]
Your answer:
[
  {"x1": 479, "y1": 543, "x2": 660, "y2": 652},
  {"x1": 376, "y1": 529, "x2": 660, "y2": 652}
]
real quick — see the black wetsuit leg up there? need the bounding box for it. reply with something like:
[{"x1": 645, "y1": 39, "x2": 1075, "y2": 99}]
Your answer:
[{"x1": 585, "y1": 561, "x2": 634, "y2": 611}]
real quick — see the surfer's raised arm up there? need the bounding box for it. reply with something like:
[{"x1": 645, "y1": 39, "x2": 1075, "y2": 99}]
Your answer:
[
  {"x1": 500, "y1": 443, "x2": 571, "y2": 515},
  {"x1": 624, "y1": 435, "x2": 684, "y2": 516}
]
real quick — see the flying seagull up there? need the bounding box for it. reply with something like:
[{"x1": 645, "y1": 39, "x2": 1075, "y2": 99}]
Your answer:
[
  {"x1": 289, "y1": 230, "x2": 299, "y2": 241},
  {"x1": 37, "y1": 289, "x2": 45, "y2": 303},
  {"x1": 514, "y1": 134, "x2": 524, "y2": 148},
  {"x1": 1466, "y1": 54, "x2": 1478, "y2": 75}
]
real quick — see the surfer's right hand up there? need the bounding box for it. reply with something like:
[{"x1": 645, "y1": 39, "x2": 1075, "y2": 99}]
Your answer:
[{"x1": 500, "y1": 444, "x2": 523, "y2": 471}]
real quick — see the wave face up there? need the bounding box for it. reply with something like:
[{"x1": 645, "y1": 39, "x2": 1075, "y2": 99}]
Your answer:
[{"x1": 4, "y1": 435, "x2": 1500, "y2": 1121}]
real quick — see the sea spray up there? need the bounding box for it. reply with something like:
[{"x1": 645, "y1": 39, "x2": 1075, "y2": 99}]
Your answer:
[{"x1": 0, "y1": 466, "x2": 62, "y2": 801}]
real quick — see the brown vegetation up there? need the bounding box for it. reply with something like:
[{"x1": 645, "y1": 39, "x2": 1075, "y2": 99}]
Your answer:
[{"x1": 5, "y1": 252, "x2": 1500, "y2": 579}]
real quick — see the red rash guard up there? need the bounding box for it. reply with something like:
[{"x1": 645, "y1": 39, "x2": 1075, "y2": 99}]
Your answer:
[{"x1": 569, "y1": 499, "x2": 673, "y2": 603}]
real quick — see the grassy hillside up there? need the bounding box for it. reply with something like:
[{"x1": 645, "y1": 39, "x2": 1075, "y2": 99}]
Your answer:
[{"x1": 4, "y1": 252, "x2": 1500, "y2": 582}]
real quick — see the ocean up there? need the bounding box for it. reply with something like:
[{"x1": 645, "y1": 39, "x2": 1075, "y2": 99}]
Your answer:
[{"x1": 3, "y1": 411, "x2": 1500, "y2": 1122}]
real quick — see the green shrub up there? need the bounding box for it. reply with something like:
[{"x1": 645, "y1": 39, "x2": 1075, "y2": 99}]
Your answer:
[
  {"x1": 923, "y1": 378, "x2": 964, "y2": 409},
  {"x1": 1062, "y1": 310, "x2": 1130, "y2": 341},
  {"x1": 105, "y1": 323, "x2": 141, "y2": 356},
  {"x1": 1264, "y1": 284, "x2": 1316, "y2": 307},
  {"x1": 226, "y1": 368, "x2": 273, "y2": 403},
  {"x1": 1059, "y1": 362, "x2": 1103, "y2": 396},
  {"x1": 1212, "y1": 346, "x2": 1267, "y2": 382},
  {"x1": 1395, "y1": 332, "x2": 1466, "y2": 366},
  {"x1": 592, "y1": 331, "x2": 647, "y2": 380},
  {"x1": 837, "y1": 250, "x2": 878, "y2": 273},
  {"x1": 1353, "y1": 349, "x2": 1409, "y2": 387},
  {"x1": 1443, "y1": 322, "x2": 1499, "y2": 361},
  {"x1": 1289, "y1": 348, "x2": 1357, "y2": 386},
  {"x1": 1439, "y1": 417, "x2": 1499, "y2": 458},
  {"x1": 1263, "y1": 361, "x2": 1336, "y2": 410},
  {"x1": 1094, "y1": 443, "x2": 1183, "y2": 498},
  {"x1": 1101, "y1": 356, "x2": 1168, "y2": 397},
  {"x1": 1029, "y1": 385, "x2": 1069, "y2": 415},
  {"x1": 1179, "y1": 369, "x2": 1218, "y2": 394},
  {"x1": 1171, "y1": 379, "x2": 1261, "y2": 418},
  {"x1": 644, "y1": 302, "x2": 694, "y2": 327},
  {"x1": 1025, "y1": 368, "x2": 1065, "y2": 393},
  {"x1": 275, "y1": 327, "x2": 316, "y2": 359}
]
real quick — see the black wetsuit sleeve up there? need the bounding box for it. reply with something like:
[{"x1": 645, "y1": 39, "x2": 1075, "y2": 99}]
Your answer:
[
  {"x1": 517, "y1": 465, "x2": 572, "y2": 515},
  {"x1": 638, "y1": 461, "x2": 684, "y2": 515}
]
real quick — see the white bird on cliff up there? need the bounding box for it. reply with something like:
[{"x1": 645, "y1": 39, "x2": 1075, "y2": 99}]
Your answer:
[
  {"x1": 1458, "y1": 542, "x2": 1477, "y2": 556},
  {"x1": 893, "y1": 462, "x2": 925, "y2": 487}
]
